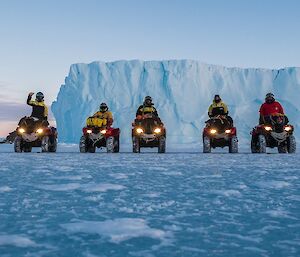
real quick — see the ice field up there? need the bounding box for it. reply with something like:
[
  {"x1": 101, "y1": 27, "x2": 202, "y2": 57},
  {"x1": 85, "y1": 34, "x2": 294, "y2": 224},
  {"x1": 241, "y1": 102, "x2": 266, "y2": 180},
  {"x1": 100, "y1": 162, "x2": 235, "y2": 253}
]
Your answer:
[{"x1": 0, "y1": 144, "x2": 299, "y2": 256}]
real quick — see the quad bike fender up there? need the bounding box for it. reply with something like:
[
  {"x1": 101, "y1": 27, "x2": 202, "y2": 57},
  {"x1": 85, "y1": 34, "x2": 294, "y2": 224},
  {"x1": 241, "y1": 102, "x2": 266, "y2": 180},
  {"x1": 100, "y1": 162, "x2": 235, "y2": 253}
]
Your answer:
[
  {"x1": 43, "y1": 127, "x2": 57, "y2": 136},
  {"x1": 251, "y1": 125, "x2": 265, "y2": 136},
  {"x1": 105, "y1": 128, "x2": 120, "y2": 138}
]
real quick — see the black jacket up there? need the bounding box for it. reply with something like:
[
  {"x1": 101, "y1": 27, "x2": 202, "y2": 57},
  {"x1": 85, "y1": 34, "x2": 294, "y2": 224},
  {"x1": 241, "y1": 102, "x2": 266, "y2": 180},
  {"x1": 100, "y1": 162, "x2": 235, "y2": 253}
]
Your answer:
[
  {"x1": 136, "y1": 104, "x2": 158, "y2": 117},
  {"x1": 27, "y1": 95, "x2": 48, "y2": 120}
]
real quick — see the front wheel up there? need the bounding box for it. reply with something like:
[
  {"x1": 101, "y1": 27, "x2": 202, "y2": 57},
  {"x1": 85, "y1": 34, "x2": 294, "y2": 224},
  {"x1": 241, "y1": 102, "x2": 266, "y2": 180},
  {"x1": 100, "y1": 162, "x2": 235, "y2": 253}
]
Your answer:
[
  {"x1": 287, "y1": 135, "x2": 296, "y2": 153},
  {"x1": 158, "y1": 136, "x2": 166, "y2": 153},
  {"x1": 229, "y1": 136, "x2": 238, "y2": 153},
  {"x1": 203, "y1": 136, "x2": 211, "y2": 153},
  {"x1": 132, "y1": 136, "x2": 140, "y2": 153},
  {"x1": 79, "y1": 136, "x2": 88, "y2": 153},
  {"x1": 41, "y1": 136, "x2": 50, "y2": 152},
  {"x1": 278, "y1": 142, "x2": 287, "y2": 153},
  {"x1": 14, "y1": 136, "x2": 23, "y2": 153},
  {"x1": 251, "y1": 135, "x2": 258, "y2": 153},
  {"x1": 257, "y1": 135, "x2": 266, "y2": 153},
  {"x1": 114, "y1": 137, "x2": 120, "y2": 153},
  {"x1": 49, "y1": 140, "x2": 57, "y2": 152},
  {"x1": 106, "y1": 136, "x2": 119, "y2": 153},
  {"x1": 49, "y1": 137, "x2": 57, "y2": 152}
]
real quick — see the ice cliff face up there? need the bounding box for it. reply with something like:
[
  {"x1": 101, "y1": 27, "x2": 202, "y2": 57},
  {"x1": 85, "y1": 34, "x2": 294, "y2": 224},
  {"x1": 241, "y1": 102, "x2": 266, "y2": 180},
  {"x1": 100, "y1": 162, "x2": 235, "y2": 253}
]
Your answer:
[{"x1": 51, "y1": 60, "x2": 300, "y2": 144}]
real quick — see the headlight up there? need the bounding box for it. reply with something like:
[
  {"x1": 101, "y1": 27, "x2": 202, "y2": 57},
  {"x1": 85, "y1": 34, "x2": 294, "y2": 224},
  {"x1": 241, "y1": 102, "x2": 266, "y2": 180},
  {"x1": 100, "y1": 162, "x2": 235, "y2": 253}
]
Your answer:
[
  {"x1": 136, "y1": 128, "x2": 143, "y2": 134},
  {"x1": 225, "y1": 129, "x2": 231, "y2": 134},
  {"x1": 284, "y1": 126, "x2": 292, "y2": 132},
  {"x1": 87, "y1": 129, "x2": 92, "y2": 134},
  {"x1": 264, "y1": 126, "x2": 272, "y2": 131},
  {"x1": 18, "y1": 128, "x2": 25, "y2": 133},
  {"x1": 210, "y1": 129, "x2": 217, "y2": 134},
  {"x1": 36, "y1": 128, "x2": 43, "y2": 134},
  {"x1": 100, "y1": 129, "x2": 107, "y2": 134},
  {"x1": 154, "y1": 128, "x2": 161, "y2": 134}
]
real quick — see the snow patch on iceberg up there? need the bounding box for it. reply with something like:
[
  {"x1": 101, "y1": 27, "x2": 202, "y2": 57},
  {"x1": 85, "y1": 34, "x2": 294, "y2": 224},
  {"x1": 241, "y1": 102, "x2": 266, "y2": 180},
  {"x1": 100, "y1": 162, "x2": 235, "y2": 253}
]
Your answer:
[{"x1": 52, "y1": 60, "x2": 300, "y2": 144}]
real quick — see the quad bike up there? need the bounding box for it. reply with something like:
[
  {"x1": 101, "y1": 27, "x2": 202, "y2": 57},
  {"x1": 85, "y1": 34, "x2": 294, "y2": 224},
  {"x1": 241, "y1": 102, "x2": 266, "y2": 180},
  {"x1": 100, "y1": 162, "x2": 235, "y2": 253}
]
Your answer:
[
  {"x1": 79, "y1": 117, "x2": 120, "y2": 153},
  {"x1": 132, "y1": 114, "x2": 166, "y2": 153},
  {"x1": 14, "y1": 116, "x2": 57, "y2": 152},
  {"x1": 202, "y1": 115, "x2": 238, "y2": 153},
  {"x1": 251, "y1": 114, "x2": 296, "y2": 153}
]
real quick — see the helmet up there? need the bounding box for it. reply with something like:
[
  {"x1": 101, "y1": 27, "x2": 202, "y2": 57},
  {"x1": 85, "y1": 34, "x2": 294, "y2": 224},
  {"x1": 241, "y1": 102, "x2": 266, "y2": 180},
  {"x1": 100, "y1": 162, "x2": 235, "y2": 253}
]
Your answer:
[
  {"x1": 144, "y1": 96, "x2": 152, "y2": 105},
  {"x1": 36, "y1": 92, "x2": 44, "y2": 102},
  {"x1": 99, "y1": 102, "x2": 108, "y2": 112},
  {"x1": 265, "y1": 92, "x2": 275, "y2": 103},
  {"x1": 214, "y1": 94, "x2": 221, "y2": 103},
  {"x1": 265, "y1": 92, "x2": 274, "y2": 98}
]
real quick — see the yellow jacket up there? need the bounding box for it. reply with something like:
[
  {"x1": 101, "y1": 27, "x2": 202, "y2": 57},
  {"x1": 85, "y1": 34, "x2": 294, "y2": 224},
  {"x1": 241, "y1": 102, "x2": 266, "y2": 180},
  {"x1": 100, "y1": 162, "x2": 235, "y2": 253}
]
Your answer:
[
  {"x1": 93, "y1": 111, "x2": 113, "y2": 125},
  {"x1": 86, "y1": 111, "x2": 114, "y2": 127},
  {"x1": 208, "y1": 101, "x2": 228, "y2": 117},
  {"x1": 92, "y1": 111, "x2": 113, "y2": 120}
]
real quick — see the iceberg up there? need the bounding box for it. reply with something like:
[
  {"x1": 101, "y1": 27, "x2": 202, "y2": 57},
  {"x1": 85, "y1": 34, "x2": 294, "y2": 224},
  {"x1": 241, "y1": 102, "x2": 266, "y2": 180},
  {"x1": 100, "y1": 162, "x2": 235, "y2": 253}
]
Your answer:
[{"x1": 51, "y1": 60, "x2": 300, "y2": 144}]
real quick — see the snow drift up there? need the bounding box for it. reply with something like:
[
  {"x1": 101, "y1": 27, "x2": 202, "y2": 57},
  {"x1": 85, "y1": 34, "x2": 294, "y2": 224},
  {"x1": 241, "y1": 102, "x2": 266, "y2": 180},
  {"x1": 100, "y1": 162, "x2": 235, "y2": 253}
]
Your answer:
[{"x1": 51, "y1": 60, "x2": 300, "y2": 144}]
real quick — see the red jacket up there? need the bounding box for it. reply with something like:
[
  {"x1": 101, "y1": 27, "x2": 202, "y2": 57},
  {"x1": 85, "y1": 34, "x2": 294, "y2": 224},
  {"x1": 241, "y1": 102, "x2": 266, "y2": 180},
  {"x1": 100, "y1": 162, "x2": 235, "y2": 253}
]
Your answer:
[{"x1": 259, "y1": 101, "x2": 284, "y2": 116}]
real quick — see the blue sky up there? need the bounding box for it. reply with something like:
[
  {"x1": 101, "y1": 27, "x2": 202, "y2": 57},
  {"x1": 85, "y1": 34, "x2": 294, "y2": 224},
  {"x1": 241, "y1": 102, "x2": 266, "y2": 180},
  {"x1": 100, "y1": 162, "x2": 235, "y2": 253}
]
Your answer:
[{"x1": 0, "y1": 0, "x2": 300, "y2": 136}]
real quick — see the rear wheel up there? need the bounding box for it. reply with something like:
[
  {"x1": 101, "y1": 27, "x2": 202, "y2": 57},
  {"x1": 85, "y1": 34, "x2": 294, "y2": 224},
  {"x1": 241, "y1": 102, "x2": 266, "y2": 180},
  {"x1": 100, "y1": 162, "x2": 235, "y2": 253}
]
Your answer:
[
  {"x1": 203, "y1": 136, "x2": 211, "y2": 153},
  {"x1": 132, "y1": 136, "x2": 140, "y2": 153},
  {"x1": 14, "y1": 136, "x2": 23, "y2": 153},
  {"x1": 257, "y1": 135, "x2": 266, "y2": 153},
  {"x1": 88, "y1": 144, "x2": 96, "y2": 153},
  {"x1": 158, "y1": 136, "x2": 166, "y2": 153},
  {"x1": 23, "y1": 144, "x2": 32, "y2": 152},
  {"x1": 41, "y1": 136, "x2": 49, "y2": 152},
  {"x1": 229, "y1": 136, "x2": 238, "y2": 153},
  {"x1": 287, "y1": 135, "x2": 296, "y2": 153}
]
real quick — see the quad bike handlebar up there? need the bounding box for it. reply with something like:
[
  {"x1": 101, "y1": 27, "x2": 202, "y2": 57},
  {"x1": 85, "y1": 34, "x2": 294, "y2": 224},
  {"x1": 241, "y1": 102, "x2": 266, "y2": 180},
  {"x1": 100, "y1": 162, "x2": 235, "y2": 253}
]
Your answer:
[
  {"x1": 133, "y1": 115, "x2": 163, "y2": 126},
  {"x1": 205, "y1": 115, "x2": 230, "y2": 126}
]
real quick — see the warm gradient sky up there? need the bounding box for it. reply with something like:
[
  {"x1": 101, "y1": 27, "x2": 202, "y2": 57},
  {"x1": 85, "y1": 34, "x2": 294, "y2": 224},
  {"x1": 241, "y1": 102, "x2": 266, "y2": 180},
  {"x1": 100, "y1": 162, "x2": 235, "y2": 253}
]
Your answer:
[{"x1": 0, "y1": 0, "x2": 300, "y2": 136}]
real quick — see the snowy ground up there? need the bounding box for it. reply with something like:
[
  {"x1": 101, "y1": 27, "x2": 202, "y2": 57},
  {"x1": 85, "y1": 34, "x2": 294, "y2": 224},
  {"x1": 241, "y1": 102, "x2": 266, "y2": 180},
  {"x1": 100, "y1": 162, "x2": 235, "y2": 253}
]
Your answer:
[{"x1": 0, "y1": 144, "x2": 299, "y2": 257}]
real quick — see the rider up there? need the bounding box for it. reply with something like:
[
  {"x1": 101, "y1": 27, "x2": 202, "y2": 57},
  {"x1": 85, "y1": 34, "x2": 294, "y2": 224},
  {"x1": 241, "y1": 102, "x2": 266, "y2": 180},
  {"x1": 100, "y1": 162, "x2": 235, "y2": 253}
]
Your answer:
[
  {"x1": 208, "y1": 95, "x2": 233, "y2": 125},
  {"x1": 27, "y1": 92, "x2": 48, "y2": 122},
  {"x1": 259, "y1": 93, "x2": 287, "y2": 124},
  {"x1": 92, "y1": 102, "x2": 114, "y2": 127},
  {"x1": 136, "y1": 96, "x2": 159, "y2": 119}
]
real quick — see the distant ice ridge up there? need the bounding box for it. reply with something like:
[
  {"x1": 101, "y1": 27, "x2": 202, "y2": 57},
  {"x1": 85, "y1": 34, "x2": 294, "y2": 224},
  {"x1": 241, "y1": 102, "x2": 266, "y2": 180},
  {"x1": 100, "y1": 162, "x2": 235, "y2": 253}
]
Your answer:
[{"x1": 51, "y1": 60, "x2": 300, "y2": 144}]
